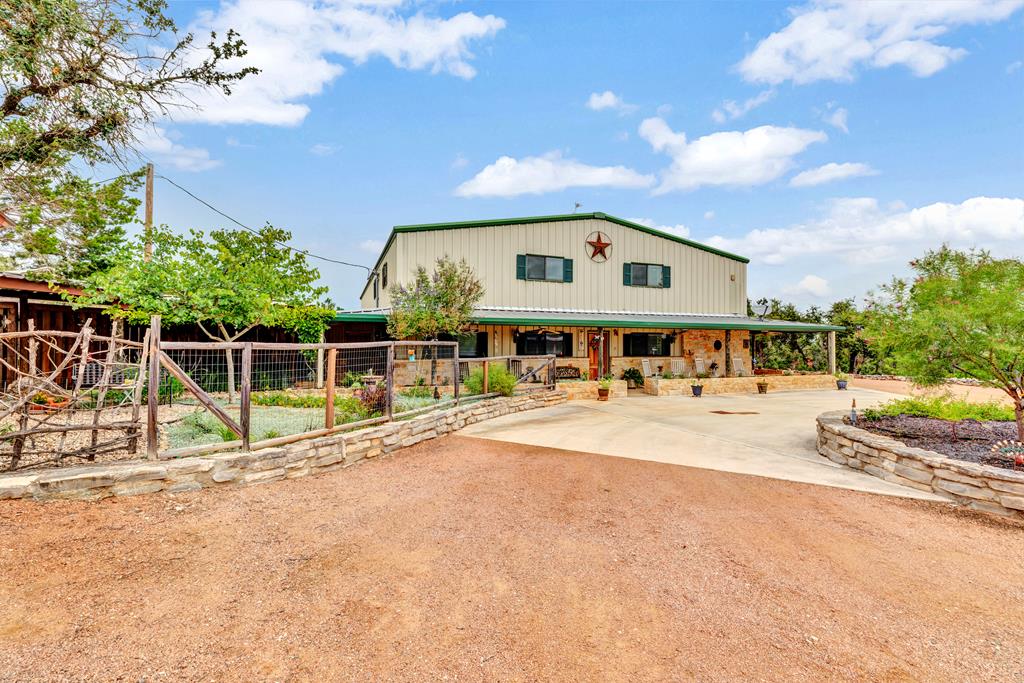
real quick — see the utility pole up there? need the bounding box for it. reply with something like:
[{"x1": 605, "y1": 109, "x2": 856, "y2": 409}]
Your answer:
[{"x1": 144, "y1": 162, "x2": 154, "y2": 262}]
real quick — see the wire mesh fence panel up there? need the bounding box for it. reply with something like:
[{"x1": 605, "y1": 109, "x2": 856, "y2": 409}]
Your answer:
[
  {"x1": 391, "y1": 342, "x2": 458, "y2": 416},
  {"x1": 247, "y1": 347, "x2": 326, "y2": 442},
  {"x1": 0, "y1": 326, "x2": 147, "y2": 471},
  {"x1": 158, "y1": 346, "x2": 244, "y2": 451}
]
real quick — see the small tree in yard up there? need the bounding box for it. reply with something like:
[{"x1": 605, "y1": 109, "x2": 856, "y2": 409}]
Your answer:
[
  {"x1": 72, "y1": 225, "x2": 334, "y2": 402},
  {"x1": 865, "y1": 247, "x2": 1024, "y2": 440},
  {"x1": 387, "y1": 257, "x2": 484, "y2": 383}
]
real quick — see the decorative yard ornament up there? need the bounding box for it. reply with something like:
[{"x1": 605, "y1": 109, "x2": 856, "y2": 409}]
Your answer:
[
  {"x1": 586, "y1": 231, "x2": 612, "y2": 262},
  {"x1": 991, "y1": 440, "x2": 1024, "y2": 469}
]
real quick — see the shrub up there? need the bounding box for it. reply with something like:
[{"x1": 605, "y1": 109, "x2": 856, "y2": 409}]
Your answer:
[
  {"x1": 622, "y1": 367, "x2": 644, "y2": 386},
  {"x1": 862, "y1": 395, "x2": 1015, "y2": 422},
  {"x1": 400, "y1": 384, "x2": 434, "y2": 399},
  {"x1": 340, "y1": 371, "x2": 365, "y2": 388},
  {"x1": 464, "y1": 364, "x2": 516, "y2": 397},
  {"x1": 355, "y1": 385, "x2": 388, "y2": 416},
  {"x1": 661, "y1": 370, "x2": 674, "y2": 379}
]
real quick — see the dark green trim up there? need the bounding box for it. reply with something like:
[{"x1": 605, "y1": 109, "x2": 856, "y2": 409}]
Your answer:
[
  {"x1": 391, "y1": 212, "x2": 750, "y2": 263},
  {"x1": 332, "y1": 311, "x2": 843, "y2": 332}
]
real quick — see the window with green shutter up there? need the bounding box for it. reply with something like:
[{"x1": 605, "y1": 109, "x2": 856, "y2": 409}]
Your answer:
[
  {"x1": 623, "y1": 262, "x2": 671, "y2": 288},
  {"x1": 517, "y1": 254, "x2": 572, "y2": 282}
]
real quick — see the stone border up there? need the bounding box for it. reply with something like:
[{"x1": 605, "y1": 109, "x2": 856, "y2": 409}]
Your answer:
[
  {"x1": 645, "y1": 374, "x2": 836, "y2": 396},
  {"x1": 817, "y1": 410, "x2": 1024, "y2": 520},
  {"x1": 558, "y1": 379, "x2": 628, "y2": 400},
  {"x1": 0, "y1": 391, "x2": 568, "y2": 502}
]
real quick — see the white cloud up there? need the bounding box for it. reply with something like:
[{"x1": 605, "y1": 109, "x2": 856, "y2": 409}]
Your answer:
[
  {"x1": 705, "y1": 196, "x2": 1024, "y2": 265},
  {"x1": 704, "y1": 210, "x2": 716, "y2": 220},
  {"x1": 824, "y1": 106, "x2": 849, "y2": 133},
  {"x1": 309, "y1": 143, "x2": 340, "y2": 156},
  {"x1": 451, "y1": 153, "x2": 469, "y2": 169},
  {"x1": 786, "y1": 274, "x2": 831, "y2": 297},
  {"x1": 137, "y1": 126, "x2": 220, "y2": 172},
  {"x1": 656, "y1": 104, "x2": 674, "y2": 117},
  {"x1": 1008, "y1": 60, "x2": 1023, "y2": 74},
  {"x1": 359, "y1": 239, "x2": 384, "y2": 253},
  {"x1": 454, "y1": 151, "x2": 654, "y2": 198},
  {"x1": 638, "y1": 117, "x2": 827, "y2": 193},
  {"x1": 629, "y1": 217, "x2": 691, "y2": 238},
  {"x1": 789, "y1": 161, "x2": 877, "y2": 187},
  {"x1": 738, "y1": 0, "x2": 1024, "y2": 85},
  {"x1": 173, "y1": 0, "x2": 506, "y2": 126},
  {"x1": 711, "y1": 89, "x2": 775, "y2": 122},
  {"x1": 586, "y1": 90, "x2": 637, "y2": 114}
]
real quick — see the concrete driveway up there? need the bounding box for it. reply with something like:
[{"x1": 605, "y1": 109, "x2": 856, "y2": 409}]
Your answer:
[{"x1": 462, "y1": 387, "x2": 944, "y2": 500}]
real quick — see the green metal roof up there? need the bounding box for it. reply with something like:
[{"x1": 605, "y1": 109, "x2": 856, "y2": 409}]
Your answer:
[{"x1": 334, "y1": 308, "x2": 843, "y2": 333}]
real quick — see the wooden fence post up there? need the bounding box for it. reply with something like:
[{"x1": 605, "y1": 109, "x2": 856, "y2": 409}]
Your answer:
[
  {"x1": 483, "y1": 360, "x2": 489, "y2": 394},
  {"x1": 146, "y1": 315, "x2": 161, "y2": 459},
  {"x1": 324, "y1": 348, "x2": 337, "y2": 428},
  {"x1": 453, "y1": 343, "x2": 460, "y2": 403},
  {"x1": 385, "y1": 343, "x2": 394, "y2": 421},
  {"x1": 240, "y1": 342, "x2": 252, "y2": 451},
  {"x1": 315, "y1": 331, "x2": 325, "y2": 389}
]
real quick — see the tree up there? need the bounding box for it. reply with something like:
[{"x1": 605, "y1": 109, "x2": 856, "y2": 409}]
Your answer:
[
  {"x1": 387, "y1": 257, "x2": 484, "y2": 382},
  {"x1": 865, "y1": 247, "x2": 1024, "y2": 440},
  {"x1": 71, "y1": 225, "x2": 335, "y2": 402},
  {"x1": 1, "y1": 0, "x2": 257, "y2": 276}
]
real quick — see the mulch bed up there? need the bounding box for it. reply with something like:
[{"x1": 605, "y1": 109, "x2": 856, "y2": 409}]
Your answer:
[{"x1": 858, "y1": 415, "x2": 1022, "y2": 470}]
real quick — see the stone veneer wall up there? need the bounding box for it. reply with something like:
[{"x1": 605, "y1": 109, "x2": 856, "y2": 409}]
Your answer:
[
  {"x1": 817, "y1": 410, "x2": 1024, "y2": 520},
  {"x1": 644, "y1": 374, "x2": 836, "y2": 396},
  {"x1": 558, "y1": 380, "x2": 628, "y2": 400},
  {"x1": 0, "y1": 391, "x2": 568, "y2": 502}
]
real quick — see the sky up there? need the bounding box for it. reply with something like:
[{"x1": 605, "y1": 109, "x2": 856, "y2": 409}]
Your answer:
[{"x1": 129, "y1": 0, "x2": 1024, "y2": 310}]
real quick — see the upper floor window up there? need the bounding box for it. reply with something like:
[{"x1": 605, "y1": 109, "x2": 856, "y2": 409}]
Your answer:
[
  {"x1": 517, "y1": 254, "x2": 573, "y2": 283},
  {"x1": 623, "y1": 262, "x2": 671, "y2": 288},
  {"x1": 382, "y1": 263, "x2": 388, "y2": 288}
]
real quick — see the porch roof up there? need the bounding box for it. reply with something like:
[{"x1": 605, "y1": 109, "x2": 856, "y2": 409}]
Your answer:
[{"x1": 334, "y1": 306, "x2": 843, "y2": 333}]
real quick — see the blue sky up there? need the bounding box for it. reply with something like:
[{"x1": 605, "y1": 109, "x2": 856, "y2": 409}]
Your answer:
[{"x1": 135, "y1": 1, "x2": 1024, "y2": 309}]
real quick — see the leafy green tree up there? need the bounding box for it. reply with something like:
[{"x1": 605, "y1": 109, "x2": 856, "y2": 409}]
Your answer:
[
  {"x1": 1, "y1": 0, "x2": 256, "y2": 278},
  {"x1": 865, "y1": 247, "x2": 1024, "y2": 440},
  {"x1": 72, "y1": 225, "x2": 334, "y2": 402},
  {"x1": 387, "y1": 257, "x2": 484, "y2": 383}
]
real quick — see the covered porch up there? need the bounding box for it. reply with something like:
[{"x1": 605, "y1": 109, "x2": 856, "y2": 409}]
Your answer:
[{"x1": 332, "y1": 307, "x2": 843, "y2": 384}]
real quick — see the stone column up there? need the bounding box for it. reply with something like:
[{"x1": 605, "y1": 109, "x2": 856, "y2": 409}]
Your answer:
[{"x1": 724, "y1": 330, "x2": 732, "y2": 377}]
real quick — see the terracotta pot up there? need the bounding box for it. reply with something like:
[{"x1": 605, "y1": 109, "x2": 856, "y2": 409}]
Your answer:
[
  {"x1": 597, "y1": 387, "x2": 610, "y2": 401},
  {"x1": 757, "y1": 382, "x2": 769, "y2": 394}
]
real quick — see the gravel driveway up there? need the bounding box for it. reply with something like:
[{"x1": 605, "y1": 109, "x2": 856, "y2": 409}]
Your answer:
[{"x1": 1, "y1": 435, "x2": 1021, "y2": 681}]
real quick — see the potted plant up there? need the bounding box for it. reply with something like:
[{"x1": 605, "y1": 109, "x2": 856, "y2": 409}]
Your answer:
[
  {"x1": 691, "y1": 372, "x2": 709, "y2": 397},
  {"x1": 622, "y1": 367, "x2": 643, "y2": 389},
  {"x1": 597, "y1": 375, "x2": 614, "y2": 401},
  {"x1": 756, "y1": 379, "x2": 769, "y2": 394},
  {"x1": 835, "y1": 371, "x2": 849, "y2": 390}
]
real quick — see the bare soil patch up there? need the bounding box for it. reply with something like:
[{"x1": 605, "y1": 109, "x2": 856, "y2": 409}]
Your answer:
[
  {"x1": 1, "y1": 435, "x2": 1022, "y2": 681},
  {"x1": 860, "y1": 415, "x2": 1021, "y2": 469}
]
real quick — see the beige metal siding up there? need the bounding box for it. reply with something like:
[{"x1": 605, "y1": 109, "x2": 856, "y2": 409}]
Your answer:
[
  {"x1": 360, "y1": 239, "x2": 399, "y2": 309},
  {"x1": 393, "y1": 218, "x2": 746, "y2": 314}
]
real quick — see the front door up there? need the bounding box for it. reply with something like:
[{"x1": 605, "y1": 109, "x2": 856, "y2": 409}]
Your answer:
[{"x1": 587, "y1": 331, "x2": 610, "y2": 380}]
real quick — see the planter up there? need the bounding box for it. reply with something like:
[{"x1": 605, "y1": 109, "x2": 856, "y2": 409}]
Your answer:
[
  {"x1": 626, "y1": 379, "x2": 636, "y2": 389},
  {"x1": 756, "y1": 382, "x2": 769, "y2": 394},
  {"x1": 691, "y1": 385, "x2": 703, "y2": 397},
  {"x1": 597, "y1": 387, "x2": 610, "y2": 401},
  {"x1": 836, "y1": 380, "x2": 848, "y2": 390}
]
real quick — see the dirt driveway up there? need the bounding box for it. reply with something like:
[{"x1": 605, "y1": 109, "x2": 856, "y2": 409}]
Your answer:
[{"x1": 2, "y1": 436, "x2": 1022, "y2": 682}]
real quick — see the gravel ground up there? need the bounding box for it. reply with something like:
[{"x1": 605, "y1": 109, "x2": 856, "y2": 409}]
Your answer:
[
  {"x1": 860, "y1": 415, "x2": 1021, "y2": 468},
  {"x1": 1, "y1": 435, "x2": 1022, "y2": 682}
]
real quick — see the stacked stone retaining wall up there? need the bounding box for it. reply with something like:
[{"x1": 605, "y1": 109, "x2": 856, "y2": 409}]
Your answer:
[
  {"x1": 817, "y1": 410, "x2": 1024, "y2": 520},
  {"x1": 0, "y1": 391, "x2": 567, "y2": 502},
  {"x1": 645, "y1": 374, "x2": 836, "y2": 396}
]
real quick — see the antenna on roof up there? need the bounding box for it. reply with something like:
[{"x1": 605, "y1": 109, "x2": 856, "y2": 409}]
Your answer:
[
  {"x1": 752, "y1": 300, "x2": 773, "y2": 320},
  {"x1": 573, "y1": 201, "x2": 582, "y2": 213}
]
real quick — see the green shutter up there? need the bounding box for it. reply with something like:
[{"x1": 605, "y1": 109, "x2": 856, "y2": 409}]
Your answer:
[
  {"x1": 516, "y1": 254, "x2": 526, "y2": 280},
  {"x1": 623, "y1": 262, "x2": 632, "y2": 286},
  {"x1": 662, "y1": 265, "x2": 671, "y2": 288},
  {"x1": 563, "y1": 258, "x2": 573, "y2": 283}
]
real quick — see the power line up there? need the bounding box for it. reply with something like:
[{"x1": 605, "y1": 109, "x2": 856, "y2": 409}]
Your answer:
[{"x1": 155, "y1": 174, "x2": 371, "y2": 274}]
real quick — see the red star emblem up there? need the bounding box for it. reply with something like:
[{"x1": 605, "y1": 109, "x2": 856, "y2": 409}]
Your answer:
[{"x1": 587, "y1": 232, "x2": 611, "y2": 260}]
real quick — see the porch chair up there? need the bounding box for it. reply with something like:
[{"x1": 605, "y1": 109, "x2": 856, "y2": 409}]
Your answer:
[
  {"x1": 670, "y1": 359, "x2": 685, "y2": 376},
  {"x1": 641, "y1": 358, "x2": 654, "y2": 378},
  {"x1": 732, "y1": 357, "x2": 746, "y2": 377},
  {"x1": 693, "y1": 357, "x2": 706, "y2": 376}
]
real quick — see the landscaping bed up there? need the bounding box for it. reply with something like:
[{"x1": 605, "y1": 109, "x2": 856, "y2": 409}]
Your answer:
[{"x1": 856, "y1": 415, "x2": 1020, "y2": 469}]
